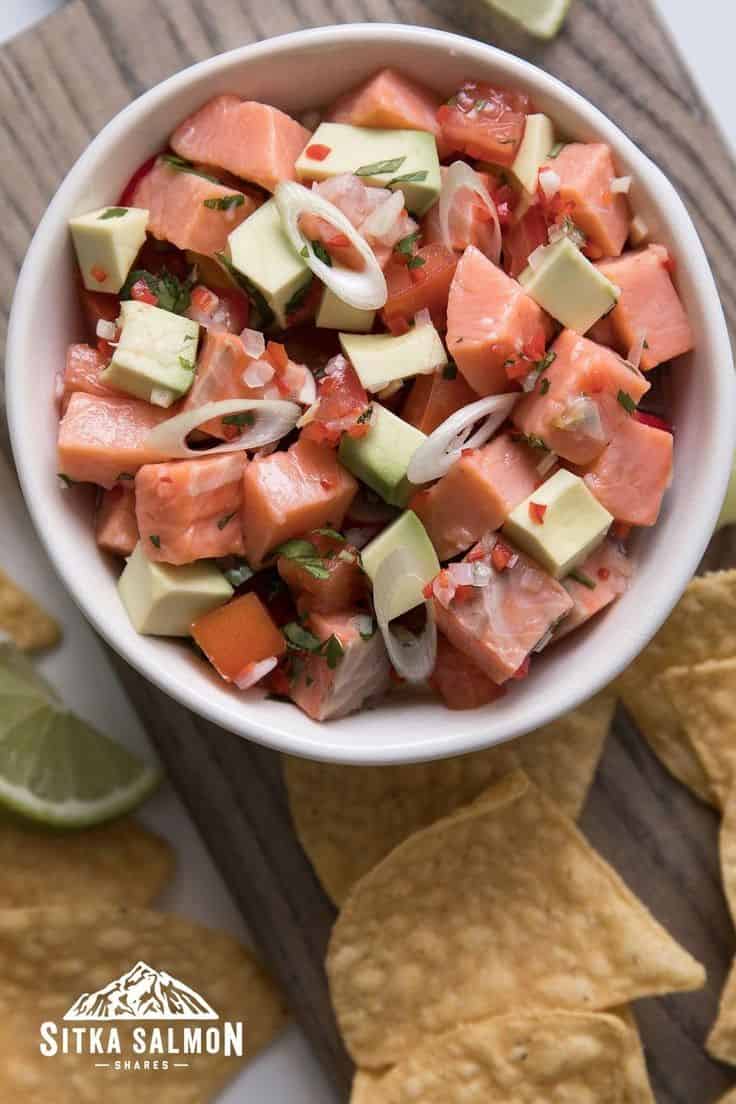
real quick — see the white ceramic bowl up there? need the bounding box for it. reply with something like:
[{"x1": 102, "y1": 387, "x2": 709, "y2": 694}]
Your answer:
[{"x1": 8, "y1": 24, "x2": 735, "y2": 765}]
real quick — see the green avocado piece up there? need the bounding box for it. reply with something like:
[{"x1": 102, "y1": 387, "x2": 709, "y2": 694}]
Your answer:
[
  {"x1": 361, "y1": 511, "x2": 440, "y2": 621},
  {"x1": 295, "y1": 123, "x2": 441, "y2": 216},
  {"x1": 101, "y1": 300, "x2": 199, "y2": 408},
  {"x1": 69, "y1": 205, "x2": 149, "y2": 293},
  {"x1": 227, "y1": 198, "x2": 309, "y2": 329},
  {"x1": 316, "y1": 287, "x2": 375, "y2": 332},
  {"x1": 338, "y1": 404, "x2": 425, "y2": 507},
  {"x1": 339, "y1": 325, "x2": 447, "y2": 393},
  {"x1": 519, "y1": 236, "x2": 620, "y2": 334},
  {"x1": 118, "y1": 543, "x2": 233, "y2": 636}
]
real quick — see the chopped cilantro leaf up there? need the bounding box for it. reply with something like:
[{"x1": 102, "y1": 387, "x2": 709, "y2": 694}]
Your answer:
[
  {"x1": 149, "y1": 535, "x2": 161, "y2": 549},
  {"x1": 161, "y1": 153, "x2": 220, "y2": 184},
  {"x1": 283, "y1": 621, "x2": 323, "y2": 652},
  {"x1": 547, "y1": 141, "x2": 568, "y2": 159},
  {"x1": 617, "y1": 390, "x2": 636, "y2": 415},
  {"x1": 324, "y1": 634, "x2": 344, "y2": 669},
  {"x1": 57, "y1": 473, "x2": 77, "y2": 488},
  {"x1": 215, "y1": 252, "x2": 275, "y2": 330},
  {"x1": 99, "y1": 207, "x2": 127, "y2": 220},
  {"x1": 313, "y1": 528, "x2": 345, "y2": 541},
  {"x1": 513, "y1": 431, "x2": 549, "y2": 452},
  {"x1": 121, "y1": 267, "x2": 195, "y2": 315},
  {"x1": 568, "y1": 569, "x2": 597, "y2": 590},
  {"x1": 311, "y1": 240, "x2": 332, "y2": 267},
  {"x1": 395, "y1": 230, "x2": 420, "y2": 256},
  {"x1": 388, "y1": 170, "x2": 428, "y2": 188},
  {"x1": 407, "y1": 254, "x2": 426, "y2": 270},
  {"x1": 285, "y1": 275, "x2": 314, "y2": 317},
  {"x1": 222, "y1": 411, "x2": 255, "y2": 427},
  {"x1": 178, "y1": 356, "x2": 195, "y2": 372},
  {"x1": 217, "y1": 512, "x2": 237, "y2": 531},
  {"x1": 355, "y1": 156, "x2": 406, "y2": 177},
  {"x1": 443, "y1": 361, "x2": 458, "y2": 381},
  {"x1": 539, "y1": 378, "x2": 550, "y2": 395},
  {"x1": 203, "y1": 194, "x2": 245, "y2": 211},
  {"x1": 534, "y1": 350, "x2": 557, "y2": 374},
  {"x1": 356, "y1": 405, "x2": 374, "y2": 425},
  {"x1": 274, "y1": 539, "x2": 330, "y2": 580}
]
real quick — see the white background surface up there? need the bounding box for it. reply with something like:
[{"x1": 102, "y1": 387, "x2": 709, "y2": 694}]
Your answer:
[{"x1": 0, "y1": 1, "x2": 732, "y2": 1102}]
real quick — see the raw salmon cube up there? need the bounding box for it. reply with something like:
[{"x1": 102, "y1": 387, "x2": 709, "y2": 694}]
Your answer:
[
  {"x1": 326, "y1": 68, "x2": 442, "y2": 138},
  {"x1": 556, "y1": 539, "x2": 633, "y2": 638},
  {"x1": 595, "y1": 245, "x2": 694, "y2": 370},
  {"x1": 170, "y1": 95, "x2": 311, "y2": 193},
  {"x1": 541, "y1": 143, "x2": 630, "y2": 258},
  {"x1": 130, "y1": 159, "x2": 257, "y2": 256},
  {"x1": 95, "y1": 486, "x2": 139, "y2": 557},
  {"x1": 62, "y1": 344, "x2": 119, "y2": 409},
  {"x1": 382, "y1": 243, "x2": 458, "y2": 333},
  {"x1": 446, "y1": 245, "x2": 549, "y2": 396},
  {"x1": 181, "y1": 330, "x2": 252, "y2": 439},
  {"x1": 135, "y1": 453, "x2": 246, "y2": 565},
  {"x1": 433, "y1": 537, "x2": 573, "y2": 684},
  {"x1": 411, "y1": 432, "x2": 541, "y2": 560},
  {"x1": 57, "y1": 392, "x2": 170, "y2": 489},
  {"x1": 512, "y1": 329, "x2": 650, "y2": 465},
  {"x1": 285, "y1": 610, "x2": 390, "y2": 721},
  {"x1": 192, "y1": 591, "x2": 286, "y2": 683},
  {"x1": 401, "y1": 369, "x2": 477, "y2": 435},
  {"x1": 580, "y1": 414, "x2": 673, "y2": 526},
  {"x1": 429, "y1": 634, "x2": 505, "y2": 710},
  {"x1": 242, "y1": 438, "x2": 358, "y2": 566},
  {"x1": 277, "y1": 531, "x2": 366, "y2": 614}
]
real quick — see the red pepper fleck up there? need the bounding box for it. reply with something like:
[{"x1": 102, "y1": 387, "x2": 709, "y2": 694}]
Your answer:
[
  {"x1": 491, "y1": 541, "x2": 514, "y2": 572},
  {"x1": 266, "y1": 341, "x2": 289, "y2": 372},
  {"x1": 612, "y1": 521, "x2": 632, "y2": 540},
  {"x1": 320, "y1": 477, "x2": 334, "y2": 490},
  {"x1": 90, "y1": 265, "x2": 108, "y2": 285},
  {"x1": 513, "y1": 656, "x2": 531, "y2": 680},
  {"x1": 597, "y1": 567, "x2": 611, "y2": 581},
  {"x1": 305, "y1": 144, "x2": 331, "y2": 162},
  {"x1": 461, "y1": 447, "x2": 476, "y2": 458},
  {"x1": 528, "y1": 501, "x2": 547, "y2": 525},
  {"x1": 130, "y1": 278, "x2": 157, "y2": 306},
  {"x1": 659, "y1": 248, "x2": 676, "y2": 274},
  {"x1": 635, "y1": 411, "x2": 673, "y2": 434}
]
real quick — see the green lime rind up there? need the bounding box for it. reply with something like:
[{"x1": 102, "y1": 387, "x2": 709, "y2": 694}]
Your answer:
[
  {"x1": 0, "y1": 647, "x2": 162, "y2": 829},
  {"x1": 482, "y1": 0, "x2": 574, "y2": 38}
]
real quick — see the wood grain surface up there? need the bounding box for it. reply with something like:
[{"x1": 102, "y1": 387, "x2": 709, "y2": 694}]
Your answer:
[{"x1": 2, "y1": 1, "x2": 736, "y2": 1101}]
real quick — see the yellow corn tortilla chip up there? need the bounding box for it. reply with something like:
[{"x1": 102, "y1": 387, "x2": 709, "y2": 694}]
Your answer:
[
  {"x1": 350, "y1": 1012, "x2": 631, "y2": 1103},
  {"x1": 0, "y1": 814, "x2": 174, "y2": 908},
  {"x1": 708, "y1": 956, "x2": 736, "y2": 1066},
  {"x1": 722, "y1": 794, "x2": 736, "y2": 927},
  {"x1": 0, "y1": 567, "x2": 61, "y2": 652},
  {"x1": 660, "y1": 658, "x2": 736, "y2": 808},
  {"x1": 285, "y1": 692, "x2": 613, "y2": 905},
  {"x1": 0, "y1": 905, "x2": 289, "y2": 1101},
  {"x1": 717, "y1": 1092, "x2": 736, "y2": 1104},
  {"x1": 327, "y1": 771, "x2": 704, "y2": 1068},
  {"x1": 352, "y1": 1009, "x2": 654, "y2": 1104},
  {"x1": 617, "y1": 570, "x2": 736, "y2": 806}
]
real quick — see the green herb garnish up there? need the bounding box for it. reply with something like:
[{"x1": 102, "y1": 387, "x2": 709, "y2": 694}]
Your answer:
[
  {"x1": 313, "y1": 527, "x2": 345, "y2": 541},
  {"x1": 222, "y1": 411, "x2": 255, "y2": 428},
  {"x1": 285, "y1": 275, "x2": 314, "y2": 317},
  {"x1": 356, "y1": 405, "x2": 374, "y2": 425},
  {"x1": 161, "y1": 153, "x2": 220, "y2": 184},
  {"x1": 150, "y1": 535, "x2": 161, "y2": 549},
  {"x1": 217, "y1": 512, "x2": 237, "y2": 531},
  {"x1": 358, "y1": 618, "x2": 376, "y2": 642},
  {"x1": 539, "y1": 378, "x2": 550, "y2": 395},
  {"x1": 617, "y1": 390, "x2": 636, "y2": 415},
  {"x1": 443, "y1": 361, "x2": 458, "y2": 381},
  {"x1": 203, "y1": 194, "x2": 245, "y2": 211},
  {"x1": 355, "y1": 156, "x2": 406, "y2": 177},
  {"x1": 178, "y1": 356, "x2": 195, "y2": 372},
  {"x1": 283, "y1": 622, "x2": 323, "y2": 652},
  {"x1": 395, "y1": 230, "x2": 420, "y2": 257},
  {"x1": 311, "y1": 240, "x2": 332, "y2": 267},
  {"x1": 215, "y1": 252, "x2": 275, "y2": 330},
  {"x1": 121, "y1": 267, "x2": 195, "y2": 315},
  {"x1": 98, "y1": 207, "x2": 128, "y2": 220},
  {"x1": 388, "y1": 170, "x2": 428, "y2": 188},
  {"x1": 57, "y1": 473, "x2": 77, "y2": 488},
  {"x1": 324, "y1": 634, "x2": 344, "y2": 669},
  {"x1": 547, "y1": 141, "x2": 568, "y2": 159},
  {"x1": 568, "y1": 569, "x2": 597, "y2": 590},
  {"x1": 534, "y1": 350, "x2": 557, "y2": 374},
  {"x1": 513, "y1": 431, "x2": 549, "y2": 452},
  {"x1": 274, "y1": 539, "x2": 330, "y2": 580},
  {"x1": 407, "y1": 254, "x2": 426, "y2": 270}
]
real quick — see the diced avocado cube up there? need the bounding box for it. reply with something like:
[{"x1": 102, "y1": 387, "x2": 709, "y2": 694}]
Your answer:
[
  {"x1": 295, "y1": 123, "x2": 441, "y2": 216},
  {"x1": 510, "y1": 114, "x2": 556, "y2": 195},
  {"x1": 361, "y1": 510, "x2": 440, "y2": 621},
  {"x1": 69, "y1": 206, "x2": 149, "y2": 293},
  {"x1": 502, "y1": 469, "x2": 612, "y2": 579},
  {"x1": 118, "y1": 543, "x2": 233, "y2": 636},
  {"x1": 101, "y1": 300, "x2": 199, "y2": 408},
  {"x1": 226, "y1": 198, "x2": 309, "y2": 329},
  {"x1": 339, "y1": 325, "x2": 447, "y2": 393},
  {"x1": 519, "y1": 236, "x2": 620, "y2": 333},
  {"x1": 339, "y1": 404, "x2": 425, "y2": 507},
  {"x1": 316, "y1": 287, "x2": 375, "y2": 332}
]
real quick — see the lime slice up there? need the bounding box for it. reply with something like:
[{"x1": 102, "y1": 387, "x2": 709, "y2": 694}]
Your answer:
[
  {"x1": 482, "y1": 0, "x2": 574, "y2": 39},
  {"x1": 0, "y1": 642, "x2": 161, "y2": 828}
]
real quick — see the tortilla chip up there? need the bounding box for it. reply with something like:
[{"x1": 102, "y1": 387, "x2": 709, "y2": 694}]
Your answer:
[
  {"x1": 327, "y1": 771, "x2": 705, "y2": 1068},
  {"x1": 352, "y1": 1009, "x2": 654, "y2": 1104},
  {"x1": 350, "y1": 1012, "x2": 630, "y2": 1103},
  {"x1": 0, "y1": 568, "x2": 61, "y2": 652},
  {"x1": 617, "y1": 570, "x2": 736, "y2": 805},
  {"x1": 708, "y1": 956, "x2": 736, "y2": 1066},
  {"x1": 0, "y1": 905, "x2": 289, "y2": 1101},
  {"x1": 284, "y1": 692, "x2": 613, "y2": 904},
  {"x1": 0, "y1": 814, "x2": 174, "y2": 908},
  {"x1": 722, "y1": 794, "x2": 736, "y2": 927},
  {"x1": 660, "y1": 658, "x2": 736, "y2": 808},
  {"x1": 717, "y1": 1092, "x2": 736, "y2": 1104}
]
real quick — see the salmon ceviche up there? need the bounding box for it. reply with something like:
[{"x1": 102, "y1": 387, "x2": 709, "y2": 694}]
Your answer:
[{"x1": 58, "y1": 68, "x2": 693, "y2": 721}]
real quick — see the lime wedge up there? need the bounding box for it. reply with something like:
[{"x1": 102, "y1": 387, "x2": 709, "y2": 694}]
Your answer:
[
  {"x1": 482, "y1": 0, "x2": 574, "y2": 39},
  {"x1": 0, "y1": 641, "x2": 161, "y2": 828}
]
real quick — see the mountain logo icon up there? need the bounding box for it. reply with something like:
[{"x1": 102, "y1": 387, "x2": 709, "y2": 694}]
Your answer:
[{"x1": 63, "y1": 961, "x2": 219, "y2": 1022}]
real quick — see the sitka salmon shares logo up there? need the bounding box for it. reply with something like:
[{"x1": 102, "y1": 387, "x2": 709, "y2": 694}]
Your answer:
[{"x1": 39, "y1": 961, "x2": 244, "y2": 1072}]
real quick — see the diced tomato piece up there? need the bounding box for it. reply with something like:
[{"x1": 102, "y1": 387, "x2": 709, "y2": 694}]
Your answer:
[
  {"x1": 130, "y1": 279, "x2": 158, "y2": 306},
  {"x1": 437, "y1": 82, "x2": 533, "y2": 166},
  {"x1": 382, "y1": 243, "x2": 458, "y2": 333},
  {"x1": 192, "y1": 592, "x2": 286, "y2": 683},
  {"x1": 302, "y1": 358, "x2": 370, "y2": 447}
]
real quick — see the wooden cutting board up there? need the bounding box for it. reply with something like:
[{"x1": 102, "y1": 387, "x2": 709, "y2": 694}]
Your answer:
[{"x1": 2, "y1": 2, "x2": 736, "y2": 1100}]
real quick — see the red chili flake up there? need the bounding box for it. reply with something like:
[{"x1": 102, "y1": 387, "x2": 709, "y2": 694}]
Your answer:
[
  {"x1": 528, "y1": 501, "x2": 547, "y2": 525},
  {"x1": 320, "y1": 477, "x2": 334, "y2": 490},
  {"x1": 491, "y1": 541, "x2": 514, "y2": 572},
  {"x1": 266, "y1": 341, "x2": 289, "y2": 372},
  {"x1": 659, "y1": 248, "x2": 676, "y2": 274},
  {"x1": 635, "y1": 411, "x2": 673, "y2": 434},
  {"x1": 130, "y1": 278, "x2": 157, "y2": 306},
  {"x1": 305, "y1": 143, "x2": 331, "y2": 161},
  {"x1": 612, "y1": 521, "x2": 632, "y2": 540},
  {"x1": 461, "y1": 448, "x2": 476, "y2": 458},
  {"x1": 597, "y1": 567, "x2": 611, "y2": 581},
  {"x1": 513, "y1": 656, "x2": 531, "y2": 680},
  {"x1": 90, "y1": 265, "x2": 108, "y2": 285}
]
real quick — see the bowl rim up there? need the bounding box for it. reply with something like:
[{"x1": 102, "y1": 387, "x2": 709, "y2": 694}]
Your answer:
[{"x1": 7, "y1": 22, "x2": 736, "y2": 764}]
